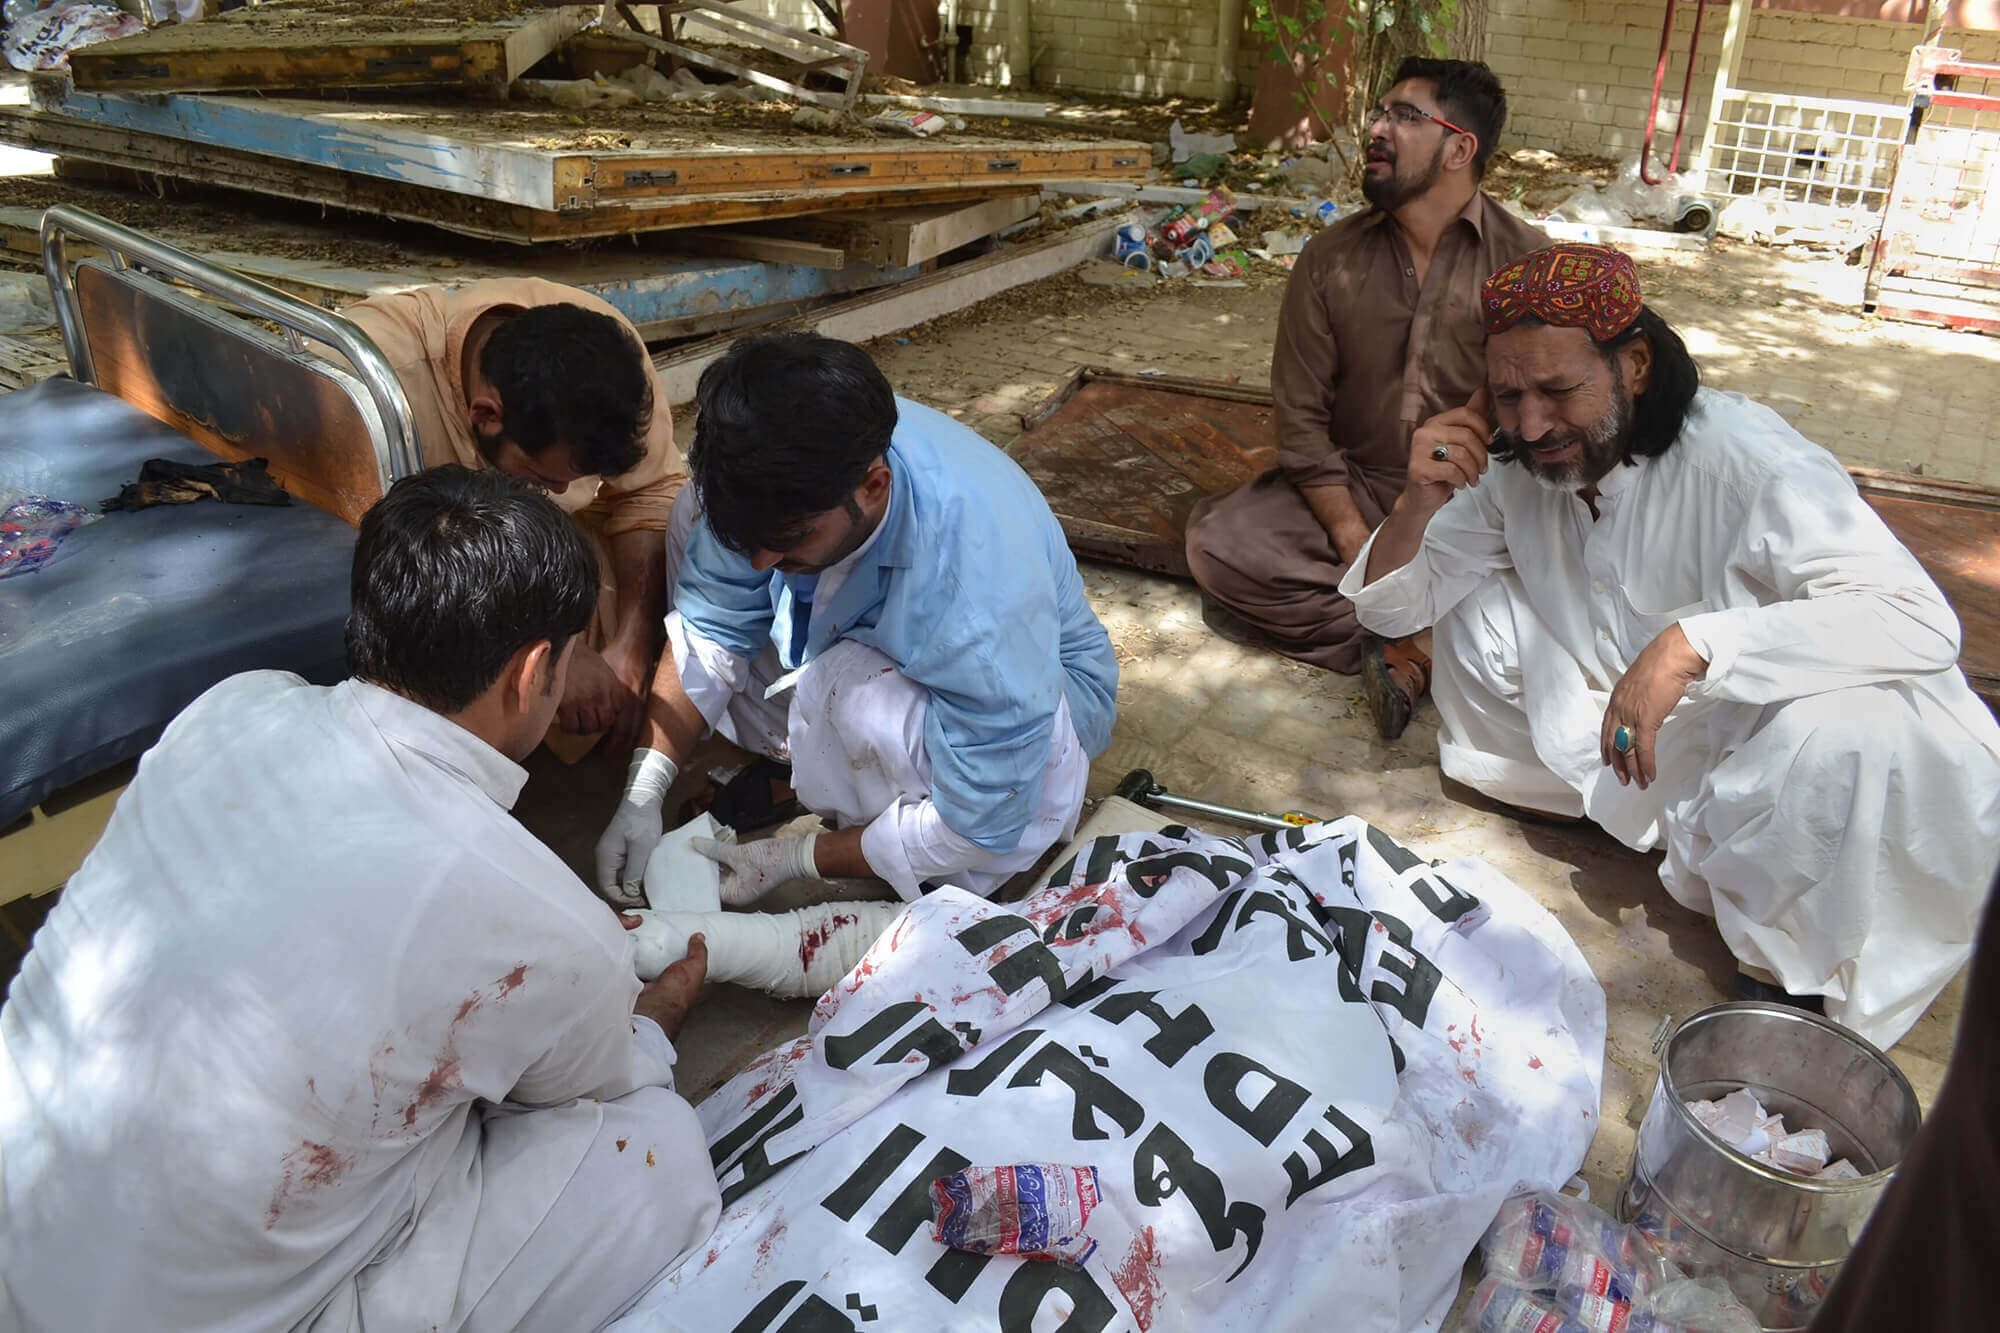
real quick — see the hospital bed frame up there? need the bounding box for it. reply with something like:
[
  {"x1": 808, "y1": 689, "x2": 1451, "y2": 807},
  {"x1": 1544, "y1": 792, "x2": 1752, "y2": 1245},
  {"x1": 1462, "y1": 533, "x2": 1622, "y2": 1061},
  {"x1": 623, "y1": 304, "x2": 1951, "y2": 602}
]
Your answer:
[{"x1": 0, "y1": 205, "x2": 419, "y2": 906}]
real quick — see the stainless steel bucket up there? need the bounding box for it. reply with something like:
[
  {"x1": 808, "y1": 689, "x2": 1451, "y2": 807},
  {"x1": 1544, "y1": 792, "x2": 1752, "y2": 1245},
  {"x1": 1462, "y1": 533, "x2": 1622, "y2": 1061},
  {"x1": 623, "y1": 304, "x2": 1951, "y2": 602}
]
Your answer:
[{"x1": 1618, "y1": 1002, "x2": 1921, "y2": 1331}]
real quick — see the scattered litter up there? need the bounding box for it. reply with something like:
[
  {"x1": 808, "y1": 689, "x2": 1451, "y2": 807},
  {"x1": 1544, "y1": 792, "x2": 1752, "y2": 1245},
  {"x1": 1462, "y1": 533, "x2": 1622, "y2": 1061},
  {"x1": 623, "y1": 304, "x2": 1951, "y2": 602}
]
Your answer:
[
  {"x1": 516, "y1": 76, "x2": 640, "y2": 110},
  {"x1": 867, "y1": 107, "x2": 963, "y2": 137},
  {"x1": 932, "y1": 1164, "x2": 1103, "y2": 1266},
  {"x1": 0, "y1": 488, "x2": 97, "y2": 578},
  {"x1": 1168, "y1": 118, "x2": 1237, "y2": 163},
  {"x1": 1171, "y1": 152, "x2": 1230, "y2": 182},
  {"x1": 4, "y1": 1, "x2": 142, "y2": 71},
  {"x1": 1545, "y1": 156, "x2": 1713, "y2": 234},
  {"x1": 791, "y1": 105, "x2": 845, "y2": 132},
  {"x1": 1684, "y1": 1088, "x2": 1857, "y2": 1179},
  {"x1": 1460, "y1": 1191, "x2": 1760, "y2": 1333},
  {"x1": 1201, "y1": 249, "x2": 1251, "y2": 280}
]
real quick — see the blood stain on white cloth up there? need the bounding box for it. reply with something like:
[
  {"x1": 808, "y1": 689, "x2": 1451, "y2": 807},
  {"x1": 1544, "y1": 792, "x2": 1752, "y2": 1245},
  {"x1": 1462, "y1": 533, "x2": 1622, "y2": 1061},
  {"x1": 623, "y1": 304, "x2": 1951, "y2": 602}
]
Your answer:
[
  {"x1": 402, "y1": 963, "x2": 532, "y2": 1128},
  {"x1": 264, "y1": 1140, "x2": 354, "y2": 1229},
  {"x1": 1111, "y1": 1225, "x2": 1162, "y2": 1330},
  {"x1": 798, "y1": 913, "x2": 858, "y2": 970},
  {"x1": 752, "y1": 1211, "x2": 789, "y2": 1283}
]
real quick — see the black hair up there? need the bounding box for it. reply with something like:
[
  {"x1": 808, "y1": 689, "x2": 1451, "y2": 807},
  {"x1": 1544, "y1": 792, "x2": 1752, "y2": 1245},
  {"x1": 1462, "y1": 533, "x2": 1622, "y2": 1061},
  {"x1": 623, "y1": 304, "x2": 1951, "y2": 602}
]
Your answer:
[
  {"x1": 689, "y1": 331, "x2": 898, "y2": 556},
  {"x1": 1391, "y1": 57, "x2": 1508, "y2": 177},
  {"x1": 479, "y1": 304, "x2": 652, "y2": 479},
  {"x1": 346, "y1": 465, "x2": 599, "y2": 713},
  {"x1": 1486, "y1": 305, "x2": 1701, "y2": 464}
]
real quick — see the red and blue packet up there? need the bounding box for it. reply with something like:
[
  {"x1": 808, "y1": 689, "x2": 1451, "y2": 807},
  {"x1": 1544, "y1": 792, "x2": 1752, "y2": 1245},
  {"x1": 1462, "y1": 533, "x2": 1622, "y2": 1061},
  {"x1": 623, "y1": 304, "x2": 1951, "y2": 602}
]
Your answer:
[{"x1": 930, "y1": 1165, "x2": 1103, "y2": 1266}]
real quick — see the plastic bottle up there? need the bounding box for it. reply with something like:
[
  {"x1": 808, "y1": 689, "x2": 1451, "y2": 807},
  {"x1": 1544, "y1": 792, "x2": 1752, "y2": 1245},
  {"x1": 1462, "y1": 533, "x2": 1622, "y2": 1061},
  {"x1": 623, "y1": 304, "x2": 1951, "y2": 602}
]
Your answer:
[{"x1": 1468, "y1": 1276, "x2": 1592, "y2": 1333}]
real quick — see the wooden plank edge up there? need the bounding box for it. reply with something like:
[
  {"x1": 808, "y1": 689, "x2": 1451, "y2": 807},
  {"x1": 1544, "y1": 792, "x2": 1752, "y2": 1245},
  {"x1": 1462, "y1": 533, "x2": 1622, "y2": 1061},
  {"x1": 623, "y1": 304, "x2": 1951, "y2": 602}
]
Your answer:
[{"x1": 652, "y1": 212, "x2": 1132, "y2": 404}]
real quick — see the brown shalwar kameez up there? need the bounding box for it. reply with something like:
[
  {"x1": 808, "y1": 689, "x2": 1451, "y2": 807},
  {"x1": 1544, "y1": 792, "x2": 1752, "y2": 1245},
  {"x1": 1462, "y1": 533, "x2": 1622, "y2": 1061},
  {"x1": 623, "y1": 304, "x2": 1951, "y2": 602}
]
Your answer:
[
  {"x1": 340, "y1": 278, "x2": 687, "y2": 649},
  {"x1": 1185, "y1": 192, "x2": 1545, "y2": 671}
]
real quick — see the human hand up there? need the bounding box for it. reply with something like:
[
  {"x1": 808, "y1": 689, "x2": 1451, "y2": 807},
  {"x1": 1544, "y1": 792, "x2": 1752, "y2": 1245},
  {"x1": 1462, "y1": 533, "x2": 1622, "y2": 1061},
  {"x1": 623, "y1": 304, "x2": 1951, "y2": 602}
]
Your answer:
[
  {"x1": 624, "y1": 922, "x2": 707, "y2": 1039},
  {"x1": 1601, "y1": 623, "x2": 1709, "y2": 789},
  {"x1": 1403, "y1": 387, "x2": 1494, "y2": 516},
  {"x1": 593, "y1": 749, "x2": 679, "y2": 904},
  {"x1": 691, "y1": 833, "x2": 820, "y2": 907},
  {"x1": 557, "y1": 642, "x2": 640, "y2": 738}
]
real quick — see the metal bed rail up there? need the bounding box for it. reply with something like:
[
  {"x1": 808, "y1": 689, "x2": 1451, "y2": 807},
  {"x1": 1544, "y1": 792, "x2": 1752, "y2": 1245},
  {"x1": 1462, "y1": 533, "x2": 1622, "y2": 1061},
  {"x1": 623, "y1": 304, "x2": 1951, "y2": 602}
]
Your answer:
[{"x1": 36, "y1": 202, "x2": 422, "y2": 488}]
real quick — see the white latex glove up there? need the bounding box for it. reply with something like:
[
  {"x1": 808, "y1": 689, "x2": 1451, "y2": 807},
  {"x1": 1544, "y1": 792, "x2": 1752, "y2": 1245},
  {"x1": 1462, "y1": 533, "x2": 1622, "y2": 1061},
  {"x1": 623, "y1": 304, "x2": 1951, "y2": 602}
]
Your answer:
[
  {"x1": 691, "y1": 833, "x2": 820, "y2": 907},
  {"x1": 594, "y1": 748, "x2": 678, "y2": 906}
]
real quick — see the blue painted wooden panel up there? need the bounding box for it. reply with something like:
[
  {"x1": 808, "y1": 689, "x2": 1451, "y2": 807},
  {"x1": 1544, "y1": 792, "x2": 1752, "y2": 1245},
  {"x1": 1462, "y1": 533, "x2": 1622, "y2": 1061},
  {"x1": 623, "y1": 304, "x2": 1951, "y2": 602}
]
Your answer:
[
  {"x1": 42, "y1": 89, "x2": 556, "y2": 207},
  {"x1": 576, "y1": 255, "x2": 918, "y2": 330}
]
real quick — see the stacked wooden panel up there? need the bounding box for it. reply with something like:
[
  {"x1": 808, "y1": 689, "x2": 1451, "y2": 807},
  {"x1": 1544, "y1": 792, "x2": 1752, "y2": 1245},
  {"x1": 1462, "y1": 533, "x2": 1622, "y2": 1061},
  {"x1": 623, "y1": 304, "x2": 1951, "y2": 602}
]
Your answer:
[{"x1": 0, "y1": 2, "x2": 1146, "y2": 246}]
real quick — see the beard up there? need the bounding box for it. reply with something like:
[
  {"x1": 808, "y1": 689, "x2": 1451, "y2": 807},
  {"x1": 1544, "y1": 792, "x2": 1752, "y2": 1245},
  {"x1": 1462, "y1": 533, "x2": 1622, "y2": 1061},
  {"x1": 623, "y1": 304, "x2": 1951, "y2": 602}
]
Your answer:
[
  {"x1": 1501, "y1": 376, "x2": 1634, "y2": 493},
  {"x1": 1362, "y1": 139, "x2": 1447, "y2": 210}
]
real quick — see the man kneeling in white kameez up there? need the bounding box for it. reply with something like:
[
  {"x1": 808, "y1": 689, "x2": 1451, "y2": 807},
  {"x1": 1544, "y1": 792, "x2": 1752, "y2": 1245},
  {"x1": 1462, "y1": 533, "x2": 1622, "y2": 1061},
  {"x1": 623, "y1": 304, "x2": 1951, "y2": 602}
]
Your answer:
[
  {"x1": 593, "y1": 332, "x2": 1118, "y2": 1000},
  {"x1": 1342, "y1": 242, "x2": 2000, "y2": 1050},
  {"x1": 0, "y1": 467, "x2": 719, "y2": 1331}
]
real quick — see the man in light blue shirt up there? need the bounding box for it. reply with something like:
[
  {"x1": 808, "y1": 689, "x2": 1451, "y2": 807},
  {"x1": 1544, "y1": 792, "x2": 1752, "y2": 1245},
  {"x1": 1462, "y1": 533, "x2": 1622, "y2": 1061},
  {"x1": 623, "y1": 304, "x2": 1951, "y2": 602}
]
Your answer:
[{"x1": 595, "y1": 332, "x2": 1117, "y2": 907}]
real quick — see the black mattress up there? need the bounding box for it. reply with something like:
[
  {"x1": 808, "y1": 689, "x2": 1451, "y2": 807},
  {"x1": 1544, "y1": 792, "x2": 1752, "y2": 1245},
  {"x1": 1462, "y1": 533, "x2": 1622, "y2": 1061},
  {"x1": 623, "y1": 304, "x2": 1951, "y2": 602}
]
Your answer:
[{"x1": 0, "y1": 376, "x2": 356, "y2": 827}]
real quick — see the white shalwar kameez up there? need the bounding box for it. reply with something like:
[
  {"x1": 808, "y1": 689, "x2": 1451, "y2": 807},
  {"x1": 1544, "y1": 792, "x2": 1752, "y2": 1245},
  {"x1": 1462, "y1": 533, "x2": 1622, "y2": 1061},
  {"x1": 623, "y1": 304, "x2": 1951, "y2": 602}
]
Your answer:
[
  {"x1": 1340, "y1": 388, "x2": 2000, "y2": 1048},
  {"x1": 0, "y1": 674, "x2": 720, "y2": 1331}
]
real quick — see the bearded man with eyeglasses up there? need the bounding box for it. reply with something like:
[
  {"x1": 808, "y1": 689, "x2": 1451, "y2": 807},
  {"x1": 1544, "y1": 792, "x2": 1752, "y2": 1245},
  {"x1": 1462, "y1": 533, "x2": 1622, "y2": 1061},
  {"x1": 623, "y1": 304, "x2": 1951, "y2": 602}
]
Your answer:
[{"x1": 1186, "y1": 58, "x2": 1546, "y2": 741}]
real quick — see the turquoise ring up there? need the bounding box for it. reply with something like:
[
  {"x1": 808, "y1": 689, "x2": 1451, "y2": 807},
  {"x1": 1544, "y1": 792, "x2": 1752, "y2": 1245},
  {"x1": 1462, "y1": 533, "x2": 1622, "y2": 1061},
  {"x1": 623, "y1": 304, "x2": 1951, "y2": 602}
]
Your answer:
[{"x1": 1613, "y1": 724, "x2": 1635, "y2": 755}]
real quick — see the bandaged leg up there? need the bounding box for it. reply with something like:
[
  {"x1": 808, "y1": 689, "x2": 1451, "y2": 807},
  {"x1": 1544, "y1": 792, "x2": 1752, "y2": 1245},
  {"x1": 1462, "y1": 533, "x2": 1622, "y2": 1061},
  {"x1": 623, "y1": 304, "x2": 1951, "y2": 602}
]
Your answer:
[
  {"x1": 626, "y1": 901, "x2": 905, "y2": 997},
  {"x1": 1430, "y1": 574, "x2": 1586, "y2": 819},
  {"x1": 784, "y1": 641, "x2": 1088, "y2": 900}
]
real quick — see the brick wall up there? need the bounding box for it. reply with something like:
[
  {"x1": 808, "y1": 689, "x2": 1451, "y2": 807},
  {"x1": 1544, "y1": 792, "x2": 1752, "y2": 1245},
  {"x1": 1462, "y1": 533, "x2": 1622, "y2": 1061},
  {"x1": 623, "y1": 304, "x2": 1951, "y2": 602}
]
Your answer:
[{"x1": 1484, "y1": 2, "x2": 2000, "y2": 161}]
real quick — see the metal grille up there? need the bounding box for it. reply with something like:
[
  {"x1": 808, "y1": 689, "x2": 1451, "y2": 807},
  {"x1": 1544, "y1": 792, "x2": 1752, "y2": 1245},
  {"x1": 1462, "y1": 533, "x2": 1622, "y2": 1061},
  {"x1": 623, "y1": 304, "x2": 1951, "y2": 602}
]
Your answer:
[
  {"x1": 1865, "y1": 48, "x2": 2000, "y2": 335},
  {"x1": 1706, "y1": 90, "x2": 1908, "y2": 211}
]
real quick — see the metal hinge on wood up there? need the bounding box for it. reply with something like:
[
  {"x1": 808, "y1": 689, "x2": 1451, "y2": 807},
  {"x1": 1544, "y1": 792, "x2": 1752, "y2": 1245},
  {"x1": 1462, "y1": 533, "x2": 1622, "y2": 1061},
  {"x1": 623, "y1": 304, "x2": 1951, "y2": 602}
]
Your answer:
[{"x1": 622, "y1": 168, "x2": 679, "y2": 189}]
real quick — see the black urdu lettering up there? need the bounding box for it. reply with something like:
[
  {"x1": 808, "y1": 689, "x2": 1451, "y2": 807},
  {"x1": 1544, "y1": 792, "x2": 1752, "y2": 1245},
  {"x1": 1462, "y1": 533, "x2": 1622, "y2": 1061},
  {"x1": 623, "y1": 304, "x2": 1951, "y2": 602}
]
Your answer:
[
  {"x1": 1409, "y1": 871, "x2": 1481, "y2": 924},
  {"x1": 1203, "y1": 1050, "x2": 1313, "y2": 1147},
  {"x1": 1282, "y1": 1103, "x2": 1377, "y2": 1207},
  {"x1": 1090, "y1": 988, "x2": 1214, "y2": 1068},
  {"x1": 821, "y1": 1001, "x2": 929, "y2": 1072},
  {"x1": 865, "y1": 1146, "x2": 971, "y2": 1255},
  {"x1": 1130, "y1": 1121, "x2": 1265, "y2": 1280},
  {"x1": 996, "y1": 1259, "x2": 1117, "y2": 1333},
  {"x1": 1006, "y1": 1041, "x2": 1146, "y2": 1141},
  {"x1": 822, "y1": 1123, "x2": 926, "y2": 1222}
]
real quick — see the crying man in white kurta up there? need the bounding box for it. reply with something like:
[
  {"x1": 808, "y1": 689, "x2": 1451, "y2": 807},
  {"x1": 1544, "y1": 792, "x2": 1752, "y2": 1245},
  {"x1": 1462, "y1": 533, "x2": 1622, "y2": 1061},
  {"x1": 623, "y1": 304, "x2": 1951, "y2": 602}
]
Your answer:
[{"x1": 1343, "y1": 242, "x2": 2000, "y2": 1050}]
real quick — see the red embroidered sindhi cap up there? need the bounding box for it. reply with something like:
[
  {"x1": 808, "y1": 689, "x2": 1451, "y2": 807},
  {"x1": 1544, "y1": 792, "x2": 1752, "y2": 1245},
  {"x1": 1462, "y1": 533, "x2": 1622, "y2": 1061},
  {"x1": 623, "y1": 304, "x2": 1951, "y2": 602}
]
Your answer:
[{"x1": 1481, "y1": 243, "x2": 1643, "y2": 342}]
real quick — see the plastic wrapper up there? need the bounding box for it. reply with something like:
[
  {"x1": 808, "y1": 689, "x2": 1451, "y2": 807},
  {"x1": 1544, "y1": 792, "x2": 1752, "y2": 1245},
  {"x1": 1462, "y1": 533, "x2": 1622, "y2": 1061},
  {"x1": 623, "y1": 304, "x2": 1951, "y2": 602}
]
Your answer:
[
  {"x1": 0, "y1": 488, "x2": 97, "y2": 578},
  {"x1": 3, "y1": 1, "x2": 143, "y2": 72},
  {"x1": 930, "y1": 1164, "x2": 1101, "y2": 1266},
  {"x1": 1685, "y1": 1087, "x2": 1850, "y2": 1177},
  {"x1": 1481, "y1": 1193, "x2": 1669, "y2": 1298},
  {"x1": 1646, "y1": 1278, "x2": 1761, "y2": 1333},
  {"x1": 1463, "y1": 1276, "x2": 1593, "y2": 1333}
]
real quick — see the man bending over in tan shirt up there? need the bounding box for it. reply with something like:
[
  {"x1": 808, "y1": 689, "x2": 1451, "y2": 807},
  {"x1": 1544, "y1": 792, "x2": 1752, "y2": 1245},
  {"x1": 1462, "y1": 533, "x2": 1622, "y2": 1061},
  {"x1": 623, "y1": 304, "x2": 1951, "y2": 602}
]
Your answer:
[{"x1": 343, "y1": 278, "x2": 688, "y2": 752}]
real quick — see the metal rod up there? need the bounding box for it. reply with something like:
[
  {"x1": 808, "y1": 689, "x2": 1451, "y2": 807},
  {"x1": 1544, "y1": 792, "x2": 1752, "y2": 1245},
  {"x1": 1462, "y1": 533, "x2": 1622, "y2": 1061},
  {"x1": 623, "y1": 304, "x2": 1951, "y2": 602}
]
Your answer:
[
  {"x1": 1143, "y1": 790, "x2": 1300, "y2": 832},
  {"x1": 38, "y1": 204, "x2": 422, "y2": 488}
]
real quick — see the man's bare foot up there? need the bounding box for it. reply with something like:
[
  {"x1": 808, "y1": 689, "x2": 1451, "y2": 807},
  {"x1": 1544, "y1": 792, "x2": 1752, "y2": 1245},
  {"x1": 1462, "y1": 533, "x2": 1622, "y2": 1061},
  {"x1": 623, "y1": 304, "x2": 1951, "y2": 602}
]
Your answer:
[{"x1": 627, "y1": 927, "x2": 707, "y2": 1039}]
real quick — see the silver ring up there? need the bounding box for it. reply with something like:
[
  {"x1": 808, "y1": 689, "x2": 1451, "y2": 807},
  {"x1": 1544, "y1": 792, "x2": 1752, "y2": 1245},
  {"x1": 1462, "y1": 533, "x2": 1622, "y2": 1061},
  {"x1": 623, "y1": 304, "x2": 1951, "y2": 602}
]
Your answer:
[{"x1": 1431, "y1": 444, "x2": 1451, "y2": 461}]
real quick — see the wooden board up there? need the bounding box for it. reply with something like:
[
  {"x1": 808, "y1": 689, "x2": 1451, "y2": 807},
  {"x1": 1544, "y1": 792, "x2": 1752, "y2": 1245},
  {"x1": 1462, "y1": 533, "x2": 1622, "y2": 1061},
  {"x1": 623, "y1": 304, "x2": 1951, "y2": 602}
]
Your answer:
[
  {"x1": 0, "y1": 199, "x2": 917, "y2": 338},
  {"x1": 651, "y1": 212, "x2": 1132, "y2": 404},
  {"x1": 68, "y1": 3, "x2": 593, "y2": 95},
  {"x1": 0, "y1": 109, "x2": 1043, "y2": 243},
  {"x1": 17, "y1": 86, "x2": 1149, "y2": 214},
  {"x1": 1012, "y1": 370, "x2": 2000, "y2": 703},
  {"x1": 75, "y1": 259, "x2": 391, "y2": 524},
  {"x1": 764, "y1": 193, "x2": 1042, "y2": 269}
]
